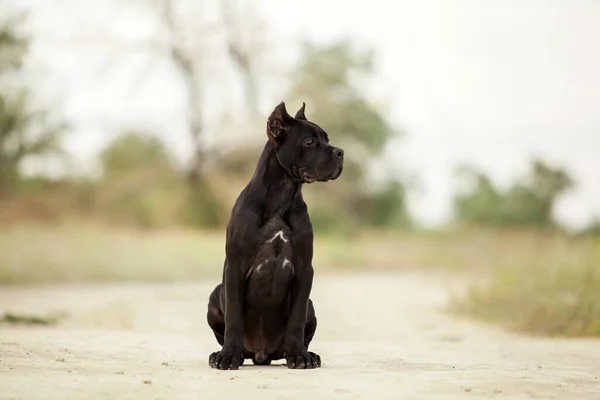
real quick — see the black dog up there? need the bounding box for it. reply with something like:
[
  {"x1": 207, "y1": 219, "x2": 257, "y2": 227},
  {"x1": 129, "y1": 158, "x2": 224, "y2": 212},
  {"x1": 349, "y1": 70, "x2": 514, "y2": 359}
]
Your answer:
[{"x1": 206, "y1": 101, "x2": 344, "y2": 370}]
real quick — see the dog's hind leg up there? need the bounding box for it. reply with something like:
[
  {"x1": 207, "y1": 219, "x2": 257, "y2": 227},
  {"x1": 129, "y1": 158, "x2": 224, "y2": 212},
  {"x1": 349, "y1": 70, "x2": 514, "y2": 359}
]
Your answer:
[
  {"x1": 207, "y1": 283, "x2": 247, "y2": 368},
  {"x1": 304, "y1": 299, "x2": 317, "y2": 348},
  {"x1": 207, "y1": 284, "x2": 225, "y2": 345},
  {"x1": 208, "y1": 283, "x2": 238, "y2": 368},
  {"x1": 303, "y1": 299, "x2": 321, "y2": 367}
]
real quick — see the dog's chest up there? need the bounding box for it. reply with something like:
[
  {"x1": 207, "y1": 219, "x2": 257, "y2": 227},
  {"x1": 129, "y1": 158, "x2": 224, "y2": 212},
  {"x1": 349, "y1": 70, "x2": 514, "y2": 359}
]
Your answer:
[{"x1": 245, "y1": 229, "x2": 295, "y2": 306}]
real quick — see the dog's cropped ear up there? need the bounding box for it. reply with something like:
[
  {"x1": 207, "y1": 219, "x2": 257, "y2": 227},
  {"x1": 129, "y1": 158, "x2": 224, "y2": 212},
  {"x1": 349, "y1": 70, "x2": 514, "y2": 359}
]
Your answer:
[
  {"x1": 267, "y1": 101, "x2": 294, "y2": 146},
  {"x1": 294, "y1": 102, "x2": 307, "y2": 120}
]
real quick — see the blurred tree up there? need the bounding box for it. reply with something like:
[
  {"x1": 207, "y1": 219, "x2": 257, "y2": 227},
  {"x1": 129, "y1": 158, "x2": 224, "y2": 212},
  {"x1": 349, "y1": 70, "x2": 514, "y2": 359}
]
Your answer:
[
  {"x1": 286, "y1": 40, "x2": 410, "y2": 229},
  {"x1": 578, "y1": 218, "x2": 600, "y2": 237},
  {"x1": 97, "y1": 132, "x2": 211, "y2": 228},
  {"x1": 358, "y1": 179, "x2": 412, "y2": 228},
  {"x1": 144, "y1": 0, "x2": 208, "y2": 180},
  {"x1": 100, "y1": 133, "x2": 174, "y2": 180},
  {"x1": 0, "y1": 7, "x2": 67, "y2": 196},
  {"x1": 453, "y1": 159, "x2": 574, "y2": 228},
  {"x1": 88, "y1": 0, "x2": 267, "y2": 227},
  {"x1": 220, "y1": 0, "x2": 264, "y2": 118},
  {"x1": 288, "y1": 41, "x2": 394, "y2": 173},
  {"x1": 529, "y1": 160, "x2": 574, "y2": 220}
]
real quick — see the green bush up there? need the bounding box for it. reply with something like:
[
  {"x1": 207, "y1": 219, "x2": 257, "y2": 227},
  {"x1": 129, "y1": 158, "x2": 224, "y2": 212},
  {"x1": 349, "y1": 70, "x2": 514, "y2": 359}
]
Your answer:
[
  {"x1": 285, "y1": 40, "x2": 411, "y2": 229},
  {"x1": 180, "y1": 181, "x2": 225, "y2": 228},
  {"x1": 452, "y1": 239, "x2": 600, "y2": 337},
  {"x1": 308, "y1": 202, "x2": 357, "y2": 236},
  {"x1": 454, "y1": 160, "x2": 573, "y2": 229}
]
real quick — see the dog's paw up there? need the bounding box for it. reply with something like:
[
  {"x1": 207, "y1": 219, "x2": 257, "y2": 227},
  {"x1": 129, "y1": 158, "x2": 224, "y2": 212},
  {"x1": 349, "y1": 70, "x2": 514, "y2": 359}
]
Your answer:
[
  {"x1": 208, "y1": 349, "x2": 244, "y2": 370},
  {"x1": 308, "y1": 351, "x2": 321, "y2": 368},
  {"x1": 286, "y1": 350, "x2": 321, "y2": 369}
]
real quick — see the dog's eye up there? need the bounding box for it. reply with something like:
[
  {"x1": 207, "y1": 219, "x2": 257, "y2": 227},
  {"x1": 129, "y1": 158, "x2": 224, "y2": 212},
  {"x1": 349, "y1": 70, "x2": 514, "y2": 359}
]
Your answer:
[{"x1": 304, "y1": 138, "x2": 315, "y2": 146}]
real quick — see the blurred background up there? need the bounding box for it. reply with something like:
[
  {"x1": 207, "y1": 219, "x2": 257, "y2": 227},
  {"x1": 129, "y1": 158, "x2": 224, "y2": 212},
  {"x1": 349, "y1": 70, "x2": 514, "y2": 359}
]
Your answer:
[{"x1": 0, "y1": 0, "x2": 599, "y2": 336}]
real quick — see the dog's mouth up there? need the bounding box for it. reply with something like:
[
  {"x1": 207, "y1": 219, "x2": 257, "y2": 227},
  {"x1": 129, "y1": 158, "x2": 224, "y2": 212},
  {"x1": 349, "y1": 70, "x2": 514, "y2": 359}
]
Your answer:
[
  {"x1": 328, "y1": 166, "x2": 343, "y2": 181},
  {"x1": 301, "y1": 170, "x2": 316, "y2": 183},
  {"x1": 300, "y1": 166, "x2": 343, "y2": 183}
]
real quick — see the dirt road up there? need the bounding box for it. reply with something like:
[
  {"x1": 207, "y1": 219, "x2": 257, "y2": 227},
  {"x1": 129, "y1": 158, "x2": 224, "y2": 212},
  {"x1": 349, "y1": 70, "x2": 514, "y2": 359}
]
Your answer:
[{"x1": 0, "y1": 271, "x2": 598, "y2": 399}]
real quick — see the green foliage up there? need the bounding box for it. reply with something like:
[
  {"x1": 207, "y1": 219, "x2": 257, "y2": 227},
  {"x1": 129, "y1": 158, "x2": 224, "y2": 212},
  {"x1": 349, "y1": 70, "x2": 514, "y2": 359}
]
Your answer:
[
  {"x1": 454, "y1": 159, "x2": 574, "y2": 228},
  {"x1": 0, "y1": 8, "x2": 27, "y2": 74},
  {"x1": 96, "y1": 132, "x2": 226, "y2": 229},
  {"x1": 288, "y1": 40, "x2": 393, "y2": 160},
  {"x1": 452, "y1": 240, "x2": 600, "y2": 337},
  {"x1": 307, "y1": 202, "x2": 356, "y2": 235},
  {"x1": 100, "y1": 133, "x2": 174, "y2": 180},
  {"x1": 579, "y1": 219, "x2": 600, "y2": 237},
  {"x1": 0, "y1": 8, "x2": 67, "y2": 195},
  {"x1": 98, "y1": 132, "x2": 184, "y2": 229},
  {"x1": 287, "y1": 40, "x2": 409, "y2": 229},
  {"x1": 180, "y1": 176, "x2": 225, "y2": 228},
  {"x1": 1, "y1": 311, "x2": 66, "y2": 326},
  {"x1": 359, "y1": 180, "x2": 412, "y2": 228}
]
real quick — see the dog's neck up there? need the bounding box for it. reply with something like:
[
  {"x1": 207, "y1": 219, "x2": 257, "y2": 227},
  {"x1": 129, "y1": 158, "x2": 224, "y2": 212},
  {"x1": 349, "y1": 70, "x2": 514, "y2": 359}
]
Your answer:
[{"x1": 250, "y1": 141, "x2": 302, "y2": 220}]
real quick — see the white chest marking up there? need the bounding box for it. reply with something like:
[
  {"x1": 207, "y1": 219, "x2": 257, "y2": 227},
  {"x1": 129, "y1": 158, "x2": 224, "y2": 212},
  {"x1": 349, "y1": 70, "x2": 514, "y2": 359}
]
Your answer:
[
  {"x1": 267, "y1": 230, "x2": 288, "y2": 243},
  {"x1": 282, "y1": 258, "x2": 291, "y2": 269}
]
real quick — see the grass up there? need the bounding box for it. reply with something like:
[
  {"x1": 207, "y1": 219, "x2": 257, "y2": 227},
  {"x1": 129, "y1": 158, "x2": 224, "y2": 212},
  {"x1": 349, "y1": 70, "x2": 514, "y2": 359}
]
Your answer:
[
  {"x1": 1, "y1": 221, "x2": 599, "y2": 337},
  {"x1": 0, "y1": 312, "x2": 67, "y2": 326},
  {"x1": 0, "y1": 221, "x2": 594, "y2": 283},
  {"x1": 0, "y1": 221, "x2": 381, "y2": 284},
  {"x1": 451, "y1": 237, "x2": 600, "y2": 337},
  {"x1": 0, "y1": 221, "x2": 225, "y2": 284}
]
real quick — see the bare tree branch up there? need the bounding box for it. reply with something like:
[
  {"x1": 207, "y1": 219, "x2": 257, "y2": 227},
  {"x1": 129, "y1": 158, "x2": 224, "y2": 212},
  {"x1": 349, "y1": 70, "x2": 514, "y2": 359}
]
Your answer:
[{"x1": 220, "y1": 0, "x2": 263, "y2": 117}]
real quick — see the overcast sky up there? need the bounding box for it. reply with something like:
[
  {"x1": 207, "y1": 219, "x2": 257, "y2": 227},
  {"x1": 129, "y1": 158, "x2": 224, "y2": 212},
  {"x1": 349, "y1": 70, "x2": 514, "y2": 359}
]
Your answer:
[{"x1": 14, "y1": 0, "x2": 600, "y2": 229}]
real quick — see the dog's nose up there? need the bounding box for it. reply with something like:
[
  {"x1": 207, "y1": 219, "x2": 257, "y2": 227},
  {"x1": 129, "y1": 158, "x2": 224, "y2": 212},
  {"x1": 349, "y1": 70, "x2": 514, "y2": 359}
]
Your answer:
[{"x1": 333, "y1": 147, "x2": 344, "y2": 158}]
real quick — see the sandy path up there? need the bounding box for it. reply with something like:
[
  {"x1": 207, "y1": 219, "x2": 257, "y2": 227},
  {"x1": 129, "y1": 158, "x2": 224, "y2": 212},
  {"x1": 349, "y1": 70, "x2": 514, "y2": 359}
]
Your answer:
[{"x1": 0, "y1": 271, "x2": 598, "y2": 399}]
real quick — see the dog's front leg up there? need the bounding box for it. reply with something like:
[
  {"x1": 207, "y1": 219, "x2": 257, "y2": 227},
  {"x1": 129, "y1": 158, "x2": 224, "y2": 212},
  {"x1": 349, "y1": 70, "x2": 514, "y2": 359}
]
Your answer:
[
  {"x1": 210, "y1": 261, "x2": 245, "y2": 370},
  {"x1": 285, "y1": 265, "x2": 320, "y2": 369}
]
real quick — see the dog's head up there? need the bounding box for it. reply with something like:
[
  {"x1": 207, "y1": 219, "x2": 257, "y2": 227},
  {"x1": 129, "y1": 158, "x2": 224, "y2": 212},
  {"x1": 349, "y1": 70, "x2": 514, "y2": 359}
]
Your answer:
[{"x1": 266, "y1": 101, "x2": 344, "y2": 183}]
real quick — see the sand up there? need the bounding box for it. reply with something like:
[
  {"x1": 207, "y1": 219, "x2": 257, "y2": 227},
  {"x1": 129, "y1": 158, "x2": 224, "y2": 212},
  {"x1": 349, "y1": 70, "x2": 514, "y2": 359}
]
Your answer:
[{"x1": 1, "y1": 271, "x2": 598, "y2": 399}]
